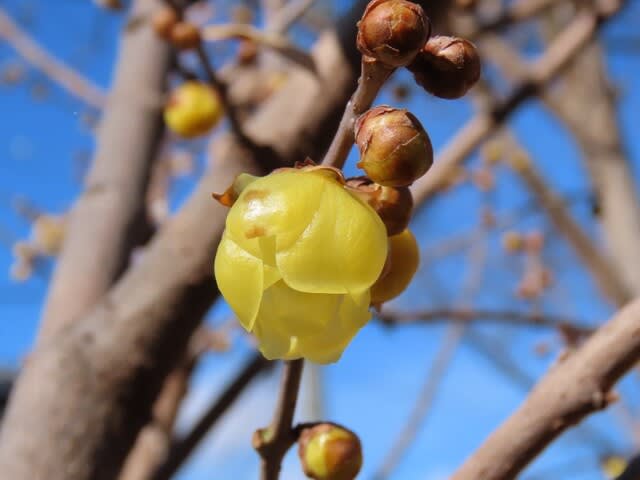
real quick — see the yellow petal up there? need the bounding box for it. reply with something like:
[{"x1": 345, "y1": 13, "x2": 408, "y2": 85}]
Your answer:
[
  {"x1": 225, "y1": 171, "x2": 324, "y2": 256},
  {"x1": 277, "y1": 181, "x2": 388, "y2": 294},
  {"x1": 294, "y1": 290, "x2": 372, "y2": 363},
  {"x1": 370, "y1": 229, "x2": 420, "y2": 304},
  {"x1": 214, "y1": 232, "x2": 264, "y2": 331}
]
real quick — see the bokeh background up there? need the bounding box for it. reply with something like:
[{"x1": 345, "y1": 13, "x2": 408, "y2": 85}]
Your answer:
[{"x1": 2, "y1": 0, "x2": 640, "y2": 479}]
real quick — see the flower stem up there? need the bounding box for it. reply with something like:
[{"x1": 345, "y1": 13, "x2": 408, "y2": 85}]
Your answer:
[
  {"x1": 321, "y1": 58, "x2": 393, "y2": 169},
  {"x1": 254, "y1": 359, "x2": 305, "y2": 480}
]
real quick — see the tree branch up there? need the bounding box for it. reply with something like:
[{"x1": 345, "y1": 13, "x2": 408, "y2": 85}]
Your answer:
[
  {"x1": 0, "y1": 7, "x2": 106, "y2": 109},
  {"x1": 451, "y1": 297, "x2": 640, "y2": 480},
  {"x1": 152, "y1": 354, "x2": 271, "y2": 480},
  {"x1": 37, "y1": 0, "x2": 172, "y2": 339}
]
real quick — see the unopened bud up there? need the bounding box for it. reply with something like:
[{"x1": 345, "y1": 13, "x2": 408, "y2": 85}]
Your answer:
[
  {"x1": 164, "y1": 82, "x2": 223, "y2": 138},
  {"x1": 501, "y1": 231, "x2": 523, "y2": 253},
  {"x1": 346, "y1": 178, "x2": 413, "y2": 236},
  {"x1": 408, "y1": 36, "x2": 480, "y2": 99},
  {"x1": 152, "y1": 7, "x2": 179, "y2": 40},
  {"x1": 524, "y1": 231, "x2": 544, "y2": 254},
  {"x1": 357, "y1": 0, "x2": 430, "y2": 67},
  {"x1": 32, "y1": 215, "x2": 65, "y2": 256},
  {"x1": 298, "y1": 423, "x2": 362, "y2": 480},
  {"x1": 370, "y1": 229, "x2": 419, "y2": 305},
  {"x1": 170, "y1": 22, "x2": 202, "y2": 50},
  {"x1": 355, "y1": 106, "x2": 433, "y2": 187}
]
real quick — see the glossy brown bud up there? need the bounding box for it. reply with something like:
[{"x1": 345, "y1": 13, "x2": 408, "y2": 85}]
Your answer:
[
  {"x1": 355, "y1": 106, "x2": 433, "y2": 187},
  {"x1": 152, "y1": 7, "x2": 179, "y2": 40},
  {"x1": 408, "y1": 36, "x2": 481, "y2": 99},
  {"x1": 357, "y1": 0, "x2": 430, "y2": 67},
  {"x1": 298, "y1": 423, "x2": 363, "y2": 480},
  {"x1": 346, "y1": 178, "x2": 413, "y2": 236},
  {"x1": 170, "y1": 22, "x2": 202, "y2": 50}
]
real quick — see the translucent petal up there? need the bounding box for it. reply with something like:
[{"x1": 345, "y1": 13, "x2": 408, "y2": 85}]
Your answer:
[
  {"x1": 294, "y1": 290, "x2": 372, "y2": 363},
  {"x1": 254, "y1": 281, "x2": 337, "y2": 338},
  {"x1": 252, "y1": 321, "x2": 295, "y2": 360},
  {"x1": 225, "y1": 171, "x2": 325, "y2": 255},
  {"x1": 214, "y1": 233, "x2": 263, "y2": 331},
  {"x1": 277, "y1": 182, "x2": 388, "y2": 294}
]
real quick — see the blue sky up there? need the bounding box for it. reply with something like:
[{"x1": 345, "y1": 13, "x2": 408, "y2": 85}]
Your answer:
[{"x1": 2, "y1": 0, "x2": 640, "y2": 479}]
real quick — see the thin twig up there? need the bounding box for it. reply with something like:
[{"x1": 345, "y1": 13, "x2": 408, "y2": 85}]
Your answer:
[
  {"x1": 466, "y1": 0, "x2": 561, "y2": 38},
  {"x1": 195, "y1": 45, "x2": 253, "y2": 146},
  {"x1": 152, "y1": 354, "x2": 271, "y2": 480},
  {"x1": 0, "y1": 7, "x2": 106, "y2": 108},
  {"x1": 379, "y1": 308, "x2": 593, "y2": 333},
  {"x1": 321, "y1": 59, "x2": 393, "y2": 168},
  {"x1": 270, "y1": 0, "x2": 318, "y2": 33},
  {"x1": 254, "y1": 359, "x2": 305, "y2": 480}
]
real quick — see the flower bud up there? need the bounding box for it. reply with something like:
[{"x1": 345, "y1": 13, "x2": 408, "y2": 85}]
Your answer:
[
  {"x1": 170, "y1": 22, "x2": 202, "y2": 50},
  {"x1": 370, "y1": 229, "x2": 419, "y2": 305},
  {"x1": 346, "y1": 177, "x2": 413, "y2": 236},
  {"x1": 355, "y1": 106, "x2": 433, "y2": 187},
  {"x1": 408, "y1": 36, "x2": 480, "y2": 99},
  {"x1": 357, "y1": 0, "x2": 430, "y2": 67},
  {"x1": 164, "y1": 82, "x2": 223, "y2": 138},
  {"x1": 152, "y1": 7, "x2": 179, "y2": 40},
  {"x1": 298, "y1": 423, "x2": 362, "y2": 480}
]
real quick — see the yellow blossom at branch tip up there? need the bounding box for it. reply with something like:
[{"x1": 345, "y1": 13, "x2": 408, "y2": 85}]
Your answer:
[{"x1": 214, "y1": 167, "x2": 388, "y2": 364}]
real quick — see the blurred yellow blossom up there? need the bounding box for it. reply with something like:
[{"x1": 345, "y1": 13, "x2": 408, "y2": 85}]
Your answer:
[{"x1": 214, "y1": 167, "x2": 388, "y2": 363}]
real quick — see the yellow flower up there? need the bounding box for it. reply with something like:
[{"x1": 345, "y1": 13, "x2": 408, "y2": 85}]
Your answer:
[{"x1": 214, "y1": 168, "x2": 388, "y2": 363}]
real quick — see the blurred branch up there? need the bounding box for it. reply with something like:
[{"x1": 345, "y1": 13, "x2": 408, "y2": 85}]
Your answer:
[
  {"x1": 411, "y1": 0, "x2": 626, "y2": 206},
  {"x1": 465, "y1": 0, "x2": 561, "y2": 38},
  {"x1": 374, "y1": 324, "x2": 465, "y2": 480},
  {"x1": 152, "y1": 353, "x2": 272, "y2": 480},
  {"x1": 379, "y1": 308, "x2": 593, "y2": 333},
  {"x1": 480, "y1": 34, "x2": 640, "y2": 297},
  {"x1": 118, "y1": 327, "x2": 212, "y2": 480},
  {"x1": 37, "y1": 0, "x2": 172, "y2": 339},
  {"x1": 452, "y1": 297, "x2": 640, "y2": 480},
  {"x1": 269, "y1": 0, "x2": 318, "y2": 33},
  {"x1": 255, "y1": 360, "x2": 305, "y2": 480},
  {"x1": 0, "y1": 7, "x2": 106, "y2": 108},
  {"x1": 504, "y1": 138, "x2": 631, "y2": 306}
]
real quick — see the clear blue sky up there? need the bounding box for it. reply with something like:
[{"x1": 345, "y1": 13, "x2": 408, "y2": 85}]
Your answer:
[{"x1": 1, "y1": 1, "x2": 640, "y2": 479}]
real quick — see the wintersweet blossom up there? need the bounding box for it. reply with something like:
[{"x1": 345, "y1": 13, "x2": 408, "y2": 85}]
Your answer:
[{"x1": 214, "y1": 167, "x2": 388, "y2": 363}]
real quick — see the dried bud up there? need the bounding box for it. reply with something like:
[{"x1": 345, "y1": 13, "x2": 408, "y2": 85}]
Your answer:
[
  {"x1": 355, "y1": 106, "x2": 433, "y2": 187},
  {"x1": 370, "y1": 229, "x2": 419, "y2": 305},
  {"x1": 298, "y1": 423, "x2": 362, "y2": 480},
  {"x1": 152, "y1": 7, "x2": 179, "y2": 40},
  {"x1": 346, "y1": 178, "x2": 413, "y2": 236},
  {"x1": 170, "y1": 22, "x2": 202, "y2": 50},
  {"x1": 357, "y1": 0, "x2": 430, "y2": 67},
  {"x1": 408, "y1": 36, "x2": 480, "y2": 99}
]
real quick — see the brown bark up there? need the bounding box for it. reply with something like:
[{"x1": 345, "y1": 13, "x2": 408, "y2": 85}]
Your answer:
[
  {"x1": 452, "y1": 297, "x2": 640, "y2": 480},
  {"x1": 38, "y1": 0, "x2": 171, "y2": 339}
]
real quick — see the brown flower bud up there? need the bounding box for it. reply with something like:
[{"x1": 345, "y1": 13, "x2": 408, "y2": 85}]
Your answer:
[
  {"x1": 355, "y1": 106, "x2": 433, "y2": 187},
  {"x1": 170, "y1": 22, "x2": 202, "y2": 50},
  {"x1": 298, "y1": 423, "x2": 363, "y2": 480},
  {"x1": 408, "y1": 36, "x2": 481, "y2": 99},
  {"x1": 152, "y1": 7, "x2": 179, "y2": 40},
  {"x1": 524, "y1": 231, "x2": 544, "y2": 254},
  {"x1": 357, "y1": 0, "x2": 430, "y2": 67},
  {"x1": 346, "y1": 177, "x2": 413, "y2": 236}
]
